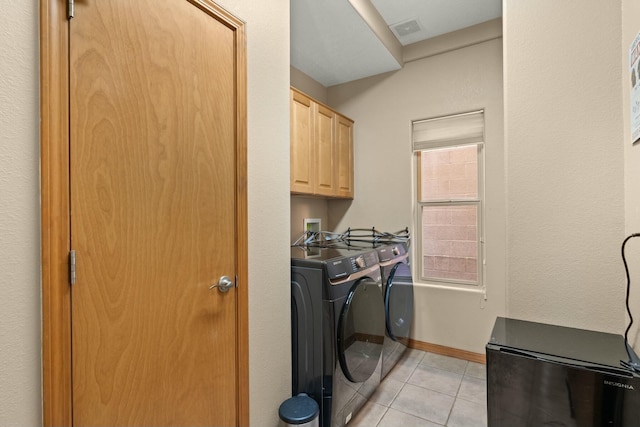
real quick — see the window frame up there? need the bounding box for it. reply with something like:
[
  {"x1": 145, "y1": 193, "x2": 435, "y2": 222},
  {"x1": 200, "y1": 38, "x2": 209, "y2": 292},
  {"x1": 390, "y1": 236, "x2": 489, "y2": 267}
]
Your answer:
[{"x1": 413, "y1": 113, "x2": 485, "y2": 288}]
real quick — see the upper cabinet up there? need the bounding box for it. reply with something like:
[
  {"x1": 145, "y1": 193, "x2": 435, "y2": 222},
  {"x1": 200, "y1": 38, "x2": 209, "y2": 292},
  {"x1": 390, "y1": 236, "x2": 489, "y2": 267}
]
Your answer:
[
  {"x1": 290, "y1": 89, "x2": 315, "y2": 194},
  {"x1": 334, "y1": 114, "x2": 354, "y2": 198},
  {"x1": 290, "y1": 87, "x2": 354, "y2": 199}
]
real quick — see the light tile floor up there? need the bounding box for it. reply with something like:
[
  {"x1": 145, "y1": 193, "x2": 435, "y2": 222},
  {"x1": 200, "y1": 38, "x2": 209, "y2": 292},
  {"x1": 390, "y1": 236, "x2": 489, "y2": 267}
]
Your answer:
[{"x1": 349, "y1": 349, "x2": 487, "y2": 427}]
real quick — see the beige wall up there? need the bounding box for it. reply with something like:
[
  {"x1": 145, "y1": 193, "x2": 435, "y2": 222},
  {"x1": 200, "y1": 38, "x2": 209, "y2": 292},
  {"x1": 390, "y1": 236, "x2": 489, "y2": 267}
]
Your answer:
[
  {"x1": 0, "y1": 1, "x2": 41, "y2": 425},
  {"x1": 217, "y1": 2, "x2": 291, "y2": 425},
  {"x1": 623, "y1": 0, "x2": 640, "y2": 352},
  {"x1": 327, "y1": 36, "x2": 506, "y2": 354},
  {"x1": 0, "y1": 1, "x2": 291, "y2": 426},
  {"x1": 290, "y1": 196, "x2": 329, "y2": 243},
  {"x1": 504, "y1": 1, "x2": 625, "y2": 333}
]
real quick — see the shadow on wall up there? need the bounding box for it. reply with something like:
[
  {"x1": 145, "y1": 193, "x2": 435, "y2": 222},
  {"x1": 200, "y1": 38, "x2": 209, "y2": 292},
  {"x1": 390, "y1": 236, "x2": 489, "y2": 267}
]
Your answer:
[
  {"x1": 327, "y1": 70, "x2": 398, "y2": 108},
  {"x1": 291, "y1": 196, "x2": 356, "y2": 244},
  {"x1": 328, "y1": 199, "x2": 353, "y2": 231}
]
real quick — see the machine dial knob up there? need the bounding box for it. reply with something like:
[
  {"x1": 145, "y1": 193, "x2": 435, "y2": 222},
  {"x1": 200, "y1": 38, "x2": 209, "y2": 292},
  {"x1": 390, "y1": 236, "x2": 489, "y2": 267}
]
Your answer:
[
  {"x1": 392, "y1": 246, "x2": 400, "y2": 256},
  {"x1": 354, "y1": 256, "x2": 366, "y2": 269}
]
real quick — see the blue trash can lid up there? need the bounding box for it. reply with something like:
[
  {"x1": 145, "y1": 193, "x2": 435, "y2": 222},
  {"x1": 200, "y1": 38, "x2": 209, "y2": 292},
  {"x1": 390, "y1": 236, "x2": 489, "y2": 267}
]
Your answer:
[{"x1": 278, "y1": 393, "x2": 319, "y2": 424}]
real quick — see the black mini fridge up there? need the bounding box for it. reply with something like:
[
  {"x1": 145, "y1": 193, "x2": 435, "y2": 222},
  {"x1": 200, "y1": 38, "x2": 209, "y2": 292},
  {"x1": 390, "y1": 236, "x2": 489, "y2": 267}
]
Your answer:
[{"x1": 486, "y1": 317, "x2": 640, "y2": 426}]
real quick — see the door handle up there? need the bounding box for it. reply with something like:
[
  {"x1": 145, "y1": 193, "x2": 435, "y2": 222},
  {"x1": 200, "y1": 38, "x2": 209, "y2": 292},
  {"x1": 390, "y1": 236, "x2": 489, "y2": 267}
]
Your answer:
[{"x1": 209, "y1": 276, "x2": 234, "y2": 293}]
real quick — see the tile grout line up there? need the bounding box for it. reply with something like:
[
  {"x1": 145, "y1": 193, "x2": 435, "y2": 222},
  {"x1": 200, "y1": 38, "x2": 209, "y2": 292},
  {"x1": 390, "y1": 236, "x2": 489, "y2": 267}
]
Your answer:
[
  {"x1": 379, "y1": 351, "x2": 488, "y2": 427},
  {"x1": 373, "y1": 405, "x2": 390, "y2": 427},
  {"x1": 379, "y1": 351, "x2": 424, "y2": 424},
  {"x1": 441, "y1": 360, "x2": 467, "y2": 427}
]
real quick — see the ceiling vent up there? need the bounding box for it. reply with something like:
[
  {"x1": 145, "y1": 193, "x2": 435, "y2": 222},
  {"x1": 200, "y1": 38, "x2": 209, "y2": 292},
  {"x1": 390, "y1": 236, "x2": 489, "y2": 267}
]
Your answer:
[{"x1": 390, "y1": 19, "x2": 422, "y2": 37}]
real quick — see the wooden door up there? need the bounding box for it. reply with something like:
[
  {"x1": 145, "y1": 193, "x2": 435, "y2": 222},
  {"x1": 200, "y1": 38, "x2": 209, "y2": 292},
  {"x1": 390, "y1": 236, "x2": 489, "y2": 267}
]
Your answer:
[
  {"x1": 314, "y1": 104, "x2": 335, "y2": 197},
  {"x1": 290, "y1": 89, "x2": 315, "y2": 194},
  {"x1": 67, "y1": 1, "x2": 245, "y2": 425}
]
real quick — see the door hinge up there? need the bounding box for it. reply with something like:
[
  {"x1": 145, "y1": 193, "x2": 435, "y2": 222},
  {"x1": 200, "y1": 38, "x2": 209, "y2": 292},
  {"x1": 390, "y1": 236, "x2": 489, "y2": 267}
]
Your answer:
[
  {"x1": 67, "y1": 0, "x2": 74, "y2": 19},
  {"x1": 69, "y1": 250, "x2": 76, "y2": 285}
]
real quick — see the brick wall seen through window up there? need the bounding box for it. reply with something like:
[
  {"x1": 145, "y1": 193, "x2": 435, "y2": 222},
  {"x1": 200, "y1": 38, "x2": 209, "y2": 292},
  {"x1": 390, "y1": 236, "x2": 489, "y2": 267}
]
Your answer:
[{"x1": 419, "y1": 145, "x2": 479, "y2": 283}]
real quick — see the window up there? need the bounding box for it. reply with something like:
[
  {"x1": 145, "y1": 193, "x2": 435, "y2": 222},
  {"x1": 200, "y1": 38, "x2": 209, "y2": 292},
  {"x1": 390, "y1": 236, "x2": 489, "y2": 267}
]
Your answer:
[{"x1": 413, "y1": 111, "x2": 484, "y2": 286}]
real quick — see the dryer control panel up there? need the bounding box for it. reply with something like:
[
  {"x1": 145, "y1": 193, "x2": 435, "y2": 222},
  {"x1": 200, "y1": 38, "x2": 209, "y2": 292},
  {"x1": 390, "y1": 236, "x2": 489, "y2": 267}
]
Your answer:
[
  {"x1": 326, "y1": 251, "x2": 378, "y2": 281},
  {"x1": 377, "y1": 243, "x2": 407, "y2": 262}
]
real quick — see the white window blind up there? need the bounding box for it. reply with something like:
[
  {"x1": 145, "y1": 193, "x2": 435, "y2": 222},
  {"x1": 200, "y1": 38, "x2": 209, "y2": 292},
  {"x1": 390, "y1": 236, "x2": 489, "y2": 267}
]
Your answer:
[{"x1": 412, "y1": 110, "x2": 484, "y2": 151}]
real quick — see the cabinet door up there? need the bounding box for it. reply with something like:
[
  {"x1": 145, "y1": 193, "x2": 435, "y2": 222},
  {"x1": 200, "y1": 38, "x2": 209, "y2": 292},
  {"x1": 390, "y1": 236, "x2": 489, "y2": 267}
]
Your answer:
[
  {"x1": 290, "y1": 90, "x2": 314, "y2": 194},
  {"x1": 335, "y1": 114, "x2": 354, "y2": 199},
  {"x1": 314, "y1": 104, "x2": 335, "y2": 197}
]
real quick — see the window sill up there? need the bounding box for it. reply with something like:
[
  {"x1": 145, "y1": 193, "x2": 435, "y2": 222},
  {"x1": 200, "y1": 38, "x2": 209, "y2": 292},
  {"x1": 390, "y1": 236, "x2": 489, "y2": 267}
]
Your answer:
[{"x1": 413, "y1": 280, "x2": 484, "y2": 294}]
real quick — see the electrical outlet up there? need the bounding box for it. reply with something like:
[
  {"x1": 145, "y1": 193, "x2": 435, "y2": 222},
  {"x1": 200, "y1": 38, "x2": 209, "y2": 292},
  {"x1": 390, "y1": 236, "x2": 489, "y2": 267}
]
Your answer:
[{"x1": 304, "y1": 218, "x2": 321, "y2": 233}]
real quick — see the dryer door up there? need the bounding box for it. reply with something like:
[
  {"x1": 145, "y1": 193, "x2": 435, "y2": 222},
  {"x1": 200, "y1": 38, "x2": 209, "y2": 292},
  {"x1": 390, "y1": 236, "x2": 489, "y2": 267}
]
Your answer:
[
  {"x1": 337, "y1": 277, "x2": 385, "y2": 383},
  {"x1": 385, "y1": 262, "x2": 414, "y2": 342}
]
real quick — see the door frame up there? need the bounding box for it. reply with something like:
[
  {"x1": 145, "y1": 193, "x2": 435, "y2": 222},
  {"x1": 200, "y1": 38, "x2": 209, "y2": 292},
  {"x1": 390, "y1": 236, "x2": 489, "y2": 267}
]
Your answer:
[{"x1": 39, "y1": 1, "x2": 249, "y2": 425}]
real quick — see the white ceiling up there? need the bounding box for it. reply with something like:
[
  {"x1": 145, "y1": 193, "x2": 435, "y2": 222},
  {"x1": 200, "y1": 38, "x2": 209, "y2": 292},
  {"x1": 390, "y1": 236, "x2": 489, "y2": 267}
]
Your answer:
[{"x1": 290, "y1": 0, "x2": 502, "y2": 87}]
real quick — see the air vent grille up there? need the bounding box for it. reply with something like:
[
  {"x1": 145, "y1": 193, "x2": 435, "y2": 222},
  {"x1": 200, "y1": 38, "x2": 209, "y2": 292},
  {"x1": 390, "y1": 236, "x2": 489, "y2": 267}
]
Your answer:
[{"x1": 391, "y1": 19, "x2": 421, "y2": 37}]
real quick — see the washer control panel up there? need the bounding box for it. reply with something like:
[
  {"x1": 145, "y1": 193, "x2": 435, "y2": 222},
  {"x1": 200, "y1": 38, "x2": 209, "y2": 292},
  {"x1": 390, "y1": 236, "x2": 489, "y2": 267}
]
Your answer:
[{"x1": 352, "y1": 255, "x2": 366, "y2": 269}]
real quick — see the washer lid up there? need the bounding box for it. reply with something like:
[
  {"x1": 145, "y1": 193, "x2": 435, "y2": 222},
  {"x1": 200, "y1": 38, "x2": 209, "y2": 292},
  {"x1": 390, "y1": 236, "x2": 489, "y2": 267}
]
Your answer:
[
  {"x1": 386, "y1": 262, "x2": 414, "y2": 342},
  {"x1": 337, "y1": 277, "x2": 385, "y2": 383}
]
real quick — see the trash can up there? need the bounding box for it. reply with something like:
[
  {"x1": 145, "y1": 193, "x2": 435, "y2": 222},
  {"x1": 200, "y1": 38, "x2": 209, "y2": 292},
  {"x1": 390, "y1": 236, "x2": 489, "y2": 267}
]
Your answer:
[{"x1": 278, "y1": 393, "x2": 319, "y2": 427}]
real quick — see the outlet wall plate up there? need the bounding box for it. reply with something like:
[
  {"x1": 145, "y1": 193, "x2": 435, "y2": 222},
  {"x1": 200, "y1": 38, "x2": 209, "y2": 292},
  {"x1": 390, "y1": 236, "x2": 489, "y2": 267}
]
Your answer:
[{"x1": 304, "y1": 218, "x2": 321, "y2": 233}]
